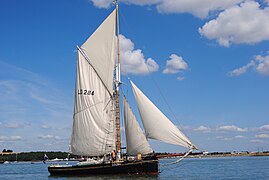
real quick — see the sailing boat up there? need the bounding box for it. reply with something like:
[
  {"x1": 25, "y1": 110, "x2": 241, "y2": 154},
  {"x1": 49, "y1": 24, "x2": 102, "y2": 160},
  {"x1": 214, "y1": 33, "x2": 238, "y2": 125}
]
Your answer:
[{"x1": 48, "y1": 2, "x2": 196, "y2": 176}]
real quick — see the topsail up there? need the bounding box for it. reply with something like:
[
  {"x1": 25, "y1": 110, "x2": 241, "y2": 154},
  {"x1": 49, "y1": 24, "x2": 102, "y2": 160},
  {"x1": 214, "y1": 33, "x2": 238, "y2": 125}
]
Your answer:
[{"x1": 81, "y1": 9, "x2": 117, "y2": 94}]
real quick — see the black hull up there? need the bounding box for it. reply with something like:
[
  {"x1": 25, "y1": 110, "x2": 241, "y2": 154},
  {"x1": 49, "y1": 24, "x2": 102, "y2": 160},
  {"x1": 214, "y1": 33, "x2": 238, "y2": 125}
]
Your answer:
[{"x1": 48, "y1": 160, "x2": 159, "y2": 176}]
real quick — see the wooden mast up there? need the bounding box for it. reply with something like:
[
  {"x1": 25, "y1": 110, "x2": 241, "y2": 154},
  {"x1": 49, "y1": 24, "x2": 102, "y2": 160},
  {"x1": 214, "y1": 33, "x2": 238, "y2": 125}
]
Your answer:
[{"x1": 115, "y1": 1, "x2": 121, "y2": 156}]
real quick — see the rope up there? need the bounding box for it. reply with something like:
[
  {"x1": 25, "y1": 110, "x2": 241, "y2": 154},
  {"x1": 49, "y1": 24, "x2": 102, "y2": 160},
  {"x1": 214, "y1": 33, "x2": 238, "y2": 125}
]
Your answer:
[
  {"x1": 160, "y1": 159, "x2": 192, "y2": 173},
  {"x1": 160, "y1": 149, "x2": 193, "y2": 167}
]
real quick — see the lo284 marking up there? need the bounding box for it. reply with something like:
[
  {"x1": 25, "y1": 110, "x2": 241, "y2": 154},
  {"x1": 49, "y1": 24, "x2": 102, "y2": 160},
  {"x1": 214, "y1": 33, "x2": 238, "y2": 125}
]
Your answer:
[{"x1": 77, "y1": 89, "x2": 95, "y2": 95}]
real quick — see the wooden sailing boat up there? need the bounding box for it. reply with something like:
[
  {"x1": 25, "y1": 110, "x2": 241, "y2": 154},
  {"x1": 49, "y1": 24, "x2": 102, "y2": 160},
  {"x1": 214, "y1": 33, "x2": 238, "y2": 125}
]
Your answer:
[{"x1": 48, "y1": 2, "x2": 196, "y2": 176}]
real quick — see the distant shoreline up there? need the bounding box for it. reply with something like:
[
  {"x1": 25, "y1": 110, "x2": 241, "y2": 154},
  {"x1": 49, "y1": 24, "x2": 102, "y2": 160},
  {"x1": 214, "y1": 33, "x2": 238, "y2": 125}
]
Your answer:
[
  {"x1": 1, "y1": 151, "x2": 268, "y2": 163},
  {"x1": 156, "y1": 151, "x2": 269, "y2": 159}
]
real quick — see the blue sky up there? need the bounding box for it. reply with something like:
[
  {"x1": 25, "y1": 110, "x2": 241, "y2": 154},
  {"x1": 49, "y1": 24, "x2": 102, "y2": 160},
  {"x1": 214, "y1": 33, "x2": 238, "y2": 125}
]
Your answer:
[{"x1": 0, "y1": 0, "x2": 269, "y2": 153}]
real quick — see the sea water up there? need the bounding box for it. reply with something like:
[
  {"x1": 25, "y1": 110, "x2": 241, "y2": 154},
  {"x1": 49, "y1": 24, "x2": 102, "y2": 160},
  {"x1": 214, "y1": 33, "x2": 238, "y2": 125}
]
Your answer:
[{"x1": 0, "y1": 156, "x2": 269, "y2": 180}]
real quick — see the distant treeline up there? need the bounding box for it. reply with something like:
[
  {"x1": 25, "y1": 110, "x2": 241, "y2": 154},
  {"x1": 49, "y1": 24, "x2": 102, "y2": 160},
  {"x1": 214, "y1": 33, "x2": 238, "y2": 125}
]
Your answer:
[
  {"x1": 155, "y1": 151, "x2": 269, "y2": 158},
  {"x1": 2, "y1": 149, "x2": 13, "y2": 153},
  {"x1": 0, "y1": 151, "x2": 77, "y2": 162},
  {"x1": 1, "y1": 151, "x2": 268, "y2": 162}
]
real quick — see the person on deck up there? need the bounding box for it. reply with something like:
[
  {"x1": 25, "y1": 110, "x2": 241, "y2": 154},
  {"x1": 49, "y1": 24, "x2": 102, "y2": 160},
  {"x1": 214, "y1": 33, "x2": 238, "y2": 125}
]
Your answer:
[{"x1": 111, "y1": 150, "x2": 116, "y2": 161}]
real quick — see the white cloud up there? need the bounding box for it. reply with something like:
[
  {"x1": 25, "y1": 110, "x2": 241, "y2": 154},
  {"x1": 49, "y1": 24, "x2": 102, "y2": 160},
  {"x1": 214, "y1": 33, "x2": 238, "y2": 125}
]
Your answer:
[
  {"x1": 228, "y1": 52, "x2": 269, "y2": 76},
  {"x1": 91, "y1": 0, "x2": 161, "y2": 9},
  {"x1": 234, "y1": 135, "x2": 245, "y2": 138},
  {"x1": 0, "y1": 122, "x2": 26, "y2": 129},
  {"x1": 217, "y1": 125, "x2": 247, "y2": 132},
  {"x1": 41, "y1": 124, "x2": 52, "y2": 129},
  {"x1": 194, "y1": 125, "x2": 211, "y2": 133},
  {"x1": 156, "y1": 0, "x2": 243, "y2": 19},
  {"x1": 38, "y1": 134, "x2": 61, "y2": 140},
  {"x1": 90, "y1": 0, "x2": 112, "y2": 9},
  {"x1": 255, "y1": 53, "x2": 269, "y2": 75},
  {"x1": 199, "y1": 1, "x2": 269, "y2": 47},
  {"x1": 54, "y1": 136, "x2": 61, "y2": 140},
  {"x1": 29, "y1": 91, "x2": 55, "y2": 105},
  {"x1": 228, "y1": 60, "x2": 256, "y2": 76},
  {"x1": 178, "y1": 125, "x2": 192, "y2": 131},
  {"x1": 122, "y1": 0, "x2": 161, "y2": 6},
  {"x1": 250, "y1": 139, "x2": 264, "y2": 143},
  {"x1": 4, "y1": 122, "x2": 22, "y2": 128},
  {"x1": 90, "y1": 0, "x2": 243, "y2": 19},
  {"x1": 38, "y1": 134, "x2": 54, "y2": 139},
  {"x1": 120, "y1": 35, "x2": 159, "y2": 75},
  {"x1": 0, "y1": 61, "x2": 49, "y2": 87},
  {"x1": 163, "y1": 54, "x2": 188, "y2": 74},
  {"x1": 0, "y1": 135, "x2": 22, "y2": 141},
  {"x1": 255, "y1": 134, "x2": 269, "y2": 139},
  {"x1": 216, "y1": 136, "x2": 233, "y2": 140},
  {"x1": 177, "y1": 76, "x2": 185, "y2": 81},
  {"x1": 222, "y1": 137, "x2": 233, "y2": 141},
  {"x1": 259, "y1": 124, "x2": 269, "y2": 131}
]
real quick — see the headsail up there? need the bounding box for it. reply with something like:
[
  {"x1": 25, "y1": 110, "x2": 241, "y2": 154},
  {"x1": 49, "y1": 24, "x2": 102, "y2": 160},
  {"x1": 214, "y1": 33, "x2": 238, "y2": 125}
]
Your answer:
[
  {"x1": 130, "y1": 81, "x2": 196, "y2": 149},
  {"x1": 70, "y1": 10, "x2": 117, "y2": 156},
  {"x1": 81, "y1": 9, "x2": 116, "y2": 94},
  {"x1": 124, "y1": 97, "x2": 153, "y2": 155}
]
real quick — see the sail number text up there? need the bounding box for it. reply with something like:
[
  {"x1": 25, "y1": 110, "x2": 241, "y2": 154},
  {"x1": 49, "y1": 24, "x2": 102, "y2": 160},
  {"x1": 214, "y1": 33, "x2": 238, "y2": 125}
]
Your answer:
[{"x1": 77, "y1": 89, "x2": 95, "y2": 96}]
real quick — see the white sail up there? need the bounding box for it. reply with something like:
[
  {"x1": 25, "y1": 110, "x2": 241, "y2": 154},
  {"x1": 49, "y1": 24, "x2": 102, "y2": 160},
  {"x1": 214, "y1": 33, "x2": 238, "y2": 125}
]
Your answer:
[
  {"x1": 124, "y1": 98, "x2": 153, "y2": 155},
  {"x1": 70, "y1": 51, "x2": 116, "y2": 156},
  {"x1": 81, "y1": 9, "x2": 116, "y2": 94},
  {"x1": 70, "y1": 9, "x2": 117, "y2": 156},
  {"x1": 130, "y1": 81, "x2": 195, "y2": 149}
]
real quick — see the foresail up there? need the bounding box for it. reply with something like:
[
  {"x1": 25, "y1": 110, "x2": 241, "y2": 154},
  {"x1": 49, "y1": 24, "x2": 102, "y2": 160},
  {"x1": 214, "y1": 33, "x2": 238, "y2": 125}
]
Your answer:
[
  {"x1": 130, "y1": 81, "x2": 195, "y2": 149},
  {"x1": 70, "y1": 51, "x2": 116, "y2": 156},
  {"x1": 124, "y1": 98, "x2": 153, "y2": 155},
  {"x1": 81, "y1": 9, "x2": 116, "y2": 94}
]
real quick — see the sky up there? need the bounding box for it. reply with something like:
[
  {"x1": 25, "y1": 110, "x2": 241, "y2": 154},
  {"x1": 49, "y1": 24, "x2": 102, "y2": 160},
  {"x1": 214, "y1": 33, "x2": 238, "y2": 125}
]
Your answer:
[{"x1": 0, "y1": 0, "x2": 269, "y2": 153}]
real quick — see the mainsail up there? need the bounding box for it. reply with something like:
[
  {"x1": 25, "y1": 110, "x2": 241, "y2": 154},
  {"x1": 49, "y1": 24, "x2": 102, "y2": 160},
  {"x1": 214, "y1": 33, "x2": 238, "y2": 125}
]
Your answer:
[
  {"x1": 124, "y1": 97, "x2": 153, "y2": 155},
  {"x1": 70, "y1": 9, "x2": 117, "y2": 156},
  {"x1": 130, "y1": 81, "x2": 196, "y2": 149}
]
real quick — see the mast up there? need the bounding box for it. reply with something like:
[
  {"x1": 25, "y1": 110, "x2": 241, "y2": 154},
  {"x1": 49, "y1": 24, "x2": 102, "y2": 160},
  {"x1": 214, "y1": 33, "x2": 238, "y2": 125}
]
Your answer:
[{"x1": 115, "y1": 1, "x2": 121, "y2": 156}]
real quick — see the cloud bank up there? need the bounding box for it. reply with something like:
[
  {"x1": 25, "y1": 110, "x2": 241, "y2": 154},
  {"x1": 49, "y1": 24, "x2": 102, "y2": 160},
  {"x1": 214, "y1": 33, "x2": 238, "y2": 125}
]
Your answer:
[
  {"x1": 91, "y1": 1, "x2": 269, "y2": 47},
  {"x1": 199, "y1": 1, "x2": 269, "y2": 47},
  {"x1": 90, "y1": 0, "x2": 244, "y2": 18}
]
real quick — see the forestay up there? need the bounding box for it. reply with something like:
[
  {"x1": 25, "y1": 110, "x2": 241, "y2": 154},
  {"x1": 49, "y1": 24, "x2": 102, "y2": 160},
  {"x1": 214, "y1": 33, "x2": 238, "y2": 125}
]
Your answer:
[
  {"x1": 124, "y1": 98, "x2": 153, "y2": 155},
  {"x1": 130, "y1": 81, "x2": 195, "y2": 149}
]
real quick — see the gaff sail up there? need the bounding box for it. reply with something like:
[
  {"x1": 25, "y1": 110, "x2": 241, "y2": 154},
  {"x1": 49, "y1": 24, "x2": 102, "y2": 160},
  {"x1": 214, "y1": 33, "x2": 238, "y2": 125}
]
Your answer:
[{"x1": 70, "y1": 9, "x2": 117, "y2": 156}]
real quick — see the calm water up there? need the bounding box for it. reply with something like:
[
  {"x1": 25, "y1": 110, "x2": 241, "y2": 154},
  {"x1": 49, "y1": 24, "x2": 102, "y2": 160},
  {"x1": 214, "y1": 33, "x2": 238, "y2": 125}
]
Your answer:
[{"x1": 1, "y1": 156, "x2": 269, "y2": 180}]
